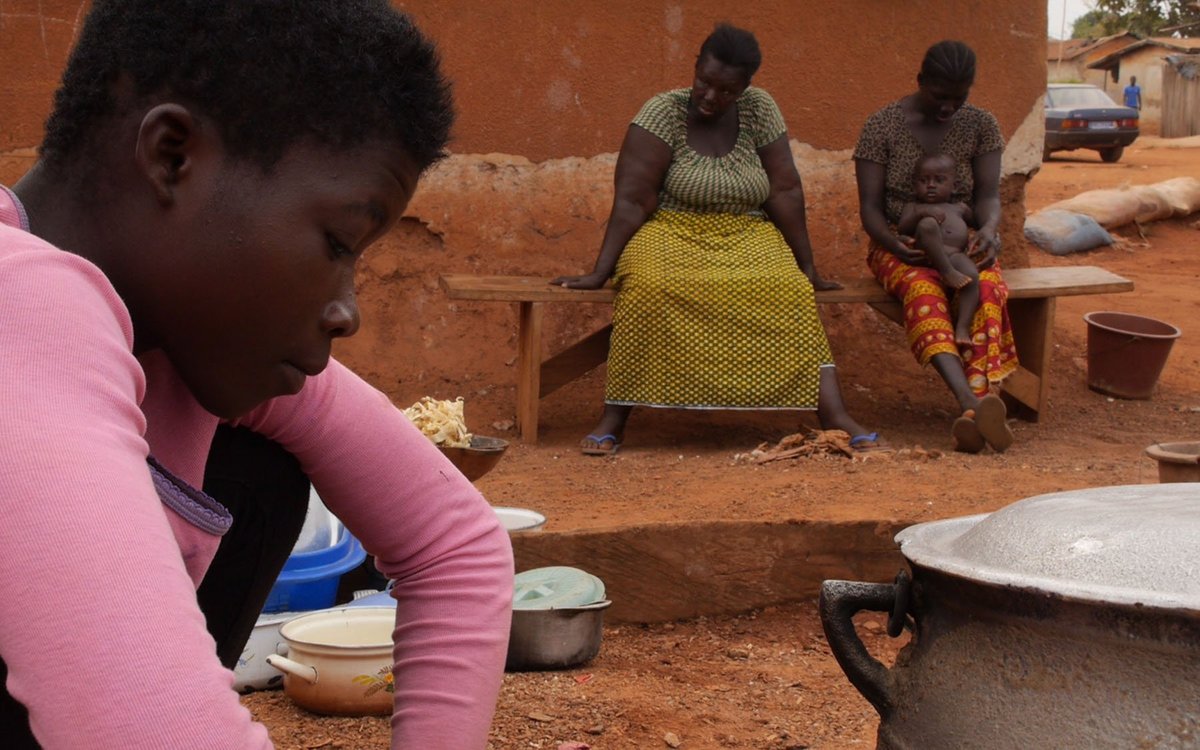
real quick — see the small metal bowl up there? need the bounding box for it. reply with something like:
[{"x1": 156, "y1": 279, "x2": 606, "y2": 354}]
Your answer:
[
  {"x1": 493, "y1": 507, "x2": 546, "y2": 532},
  {"x1": 438, "y1": 435, "x2": 509, "y2": 481},
  {"x1": 505, "y1": 600, "x2": 612, "y2": 672}
]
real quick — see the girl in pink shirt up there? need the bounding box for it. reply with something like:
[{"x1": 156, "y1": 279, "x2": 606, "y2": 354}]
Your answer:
[{"x1": 0, "y1": 2, "x2": 512, "y2": 748}]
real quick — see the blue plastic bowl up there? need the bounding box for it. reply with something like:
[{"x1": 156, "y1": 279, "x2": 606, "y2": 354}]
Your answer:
[{"x1": 262, "y1": 527, "x2": 366, "y2": 613}]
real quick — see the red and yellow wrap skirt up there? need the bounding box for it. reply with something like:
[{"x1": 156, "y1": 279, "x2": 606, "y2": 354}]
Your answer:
[{"x1": 867, "y1": 241, "x2": 1018, "y2": 396}]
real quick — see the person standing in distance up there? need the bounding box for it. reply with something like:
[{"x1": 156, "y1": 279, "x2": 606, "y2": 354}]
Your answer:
[{"x1": 1123, "y1": 75, "x2": 1142, "y2": 110}]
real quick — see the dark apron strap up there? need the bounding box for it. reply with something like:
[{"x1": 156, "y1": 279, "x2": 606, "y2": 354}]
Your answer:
[{"x1": 198, "y1": 425, "x2": 312, "y2": 669}]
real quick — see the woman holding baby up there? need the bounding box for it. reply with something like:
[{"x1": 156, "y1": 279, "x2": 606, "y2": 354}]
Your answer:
[{"x1": 853, "y1": 40, "x2": 1018, "y2": 454}]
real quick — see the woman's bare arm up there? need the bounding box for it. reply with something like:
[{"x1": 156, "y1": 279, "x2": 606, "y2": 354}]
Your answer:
[
  {"x1": 967, "y1": 149, "x2": 1001, "y2": 269},
  {"x1": 854, "y1": 158, "x2": 926, "y2": 265},
  {"x1": 759, "y1": 134, "x2": 841, "y2": 291},
  {"x1": 552, "y1": 125, "x2": 671, "y2": 289}
]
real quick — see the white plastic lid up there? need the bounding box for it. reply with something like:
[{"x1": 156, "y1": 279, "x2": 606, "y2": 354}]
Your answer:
[{"x1": 896, "y1": 483, "x2": 1200, "y2": 611}]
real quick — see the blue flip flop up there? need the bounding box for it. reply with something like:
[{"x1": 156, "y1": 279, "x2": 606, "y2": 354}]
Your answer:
[
  {"x1": 581, "y1": 433, "x2": 621, "y2": 456},
  {"x1": 849, "y1": 432, "x2": 885, "y2": 453}
]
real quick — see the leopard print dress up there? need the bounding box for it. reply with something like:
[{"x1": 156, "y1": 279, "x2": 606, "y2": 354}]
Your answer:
[{"x1": 854, "y1": 101, "x2": 1018, "y2": 395}]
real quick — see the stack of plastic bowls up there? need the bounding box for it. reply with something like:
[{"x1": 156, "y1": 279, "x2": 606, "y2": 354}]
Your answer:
[{"x1": 234, "y1": 487, "x2": 366, "y2": 692}]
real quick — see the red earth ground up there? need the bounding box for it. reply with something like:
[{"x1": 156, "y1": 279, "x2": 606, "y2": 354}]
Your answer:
[{"x1": 244, "y1": 139, "x2": 1200, "y2": 749}]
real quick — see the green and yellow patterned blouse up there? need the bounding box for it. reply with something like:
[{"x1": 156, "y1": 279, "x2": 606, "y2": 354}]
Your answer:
[{"x1": 632, "y1": 86, "x2": 787, "y2": 216}]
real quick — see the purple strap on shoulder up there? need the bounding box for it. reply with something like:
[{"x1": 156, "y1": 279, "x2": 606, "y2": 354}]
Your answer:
[
  {"x1": 0, "y1": 184, "x2": 30, "y2": 232},
  {"x1": 147, "y1": 456, "x2": 233, "y2": 536}
]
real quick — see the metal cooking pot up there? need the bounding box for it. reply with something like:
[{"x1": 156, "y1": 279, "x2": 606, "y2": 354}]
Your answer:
[
  {"x1": 821, "y1": 484, "x2": 1200, "y2": 750},
  {"x1": 505, "y1": 566, "x2": 609, "y2": 671},
  {"x1": 506, "y1": 600, "x2": 611, "y2": 671},
  {"x1": 265, "y1": 607, "x2": 394, "y2": 716}
]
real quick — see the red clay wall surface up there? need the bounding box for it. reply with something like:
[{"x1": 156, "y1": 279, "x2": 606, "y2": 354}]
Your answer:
[
  {"x1": 408, "y1": 0, "x2": 1046, "y2": 160},
  {"x1": 2, "y1": 1, "x2": 1045, "y2": 157}
]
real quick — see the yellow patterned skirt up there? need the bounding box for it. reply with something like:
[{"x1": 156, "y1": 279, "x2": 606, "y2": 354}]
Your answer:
[{"x1": 606, "y1": 209, "x2": 832, "y2": 409}]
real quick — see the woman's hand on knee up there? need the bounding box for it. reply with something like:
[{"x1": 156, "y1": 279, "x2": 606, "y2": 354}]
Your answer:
[
  {"x1": 967, "y1": 233, "x2": 1000, "y2": 270},
  {"x1": 891, "y1": 235, "x2": 926, "y2": 265}
]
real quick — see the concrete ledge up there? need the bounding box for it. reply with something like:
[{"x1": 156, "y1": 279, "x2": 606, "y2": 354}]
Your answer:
[{"x1": 512, "y1": 519, "x2": 909, "y2": 624}]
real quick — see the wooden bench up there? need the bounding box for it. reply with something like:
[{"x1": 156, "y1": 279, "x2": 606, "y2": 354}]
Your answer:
[{"x1": 440, "y1": 266, "x2": 1134, "y2": 443}]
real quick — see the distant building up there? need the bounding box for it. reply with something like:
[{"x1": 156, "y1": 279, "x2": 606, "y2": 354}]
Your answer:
[
  {"x1": 1047, "y1": 33, "x2": 1141, "y2": 86},
  {"x1": 1086, "y1": 37, "x2": 1200, "y2": 134}
]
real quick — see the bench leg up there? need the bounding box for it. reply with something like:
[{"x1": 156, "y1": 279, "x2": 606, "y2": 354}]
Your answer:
[
  {"x1": 516, "y1": 301, "x2": 544, "y2": 443},
  {"x1": 1000, "y1": 296, "x2": 1056, "y2": 422}
]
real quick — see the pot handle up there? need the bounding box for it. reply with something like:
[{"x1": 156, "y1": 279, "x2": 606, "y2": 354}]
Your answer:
[
  {"x1": 818, "y1": 570, "x2": 910, "y2": 718},
  {"x1": 265, "y1": 654, "x2": 318, "y2": 685}
]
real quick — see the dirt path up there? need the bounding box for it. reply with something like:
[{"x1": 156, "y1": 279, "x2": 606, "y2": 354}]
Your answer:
[{"x1": 246, "y1": 140, "x2": 1200, "y2": 749}]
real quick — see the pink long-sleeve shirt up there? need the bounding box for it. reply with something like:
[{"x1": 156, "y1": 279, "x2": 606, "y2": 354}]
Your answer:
[{"x1": 0, "y1": 186, "x2": 513, "y2": 749}]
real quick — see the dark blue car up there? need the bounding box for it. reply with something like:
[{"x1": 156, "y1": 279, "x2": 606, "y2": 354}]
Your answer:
[{"x1": 1044, "y1": 84, "x2": 1139, "y2": 163}]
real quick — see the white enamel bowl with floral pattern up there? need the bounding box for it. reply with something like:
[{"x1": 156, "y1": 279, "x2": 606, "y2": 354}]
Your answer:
[{"x1": 265, "y1": 606, "x2": 395, "y2": 716}]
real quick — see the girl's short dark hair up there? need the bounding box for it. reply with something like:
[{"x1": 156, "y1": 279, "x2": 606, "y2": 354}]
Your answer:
[
  {"x1": 697, "y1": 23, "x2": 762, "y2": 81},
  {"x1": 40, "y1": 0, "x2": 454, "y2": 174}
]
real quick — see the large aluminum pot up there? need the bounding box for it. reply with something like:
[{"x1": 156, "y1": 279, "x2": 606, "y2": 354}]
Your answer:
[
  {"x1": 507, "y1": 566, "x2": 610, "y2": 671},
  {"x1": 265, "y1": 607, "x2": 394, "y2": 716},
  {"x1": 821, "y1": 484, "x2": 1200, "y2": 750},
  {"x1": 506, "y1": 600, "x2": 611, "y2": 671}
]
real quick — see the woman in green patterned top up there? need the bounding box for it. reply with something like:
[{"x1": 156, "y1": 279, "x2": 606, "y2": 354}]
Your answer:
[{"x1": 553, "y1": 23, "x2": 878, "y2": 456}]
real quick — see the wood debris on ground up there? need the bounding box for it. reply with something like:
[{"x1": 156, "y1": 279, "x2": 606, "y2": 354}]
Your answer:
[{"x1": 737, "y1": 429, "x2": 942, "y2": 464}]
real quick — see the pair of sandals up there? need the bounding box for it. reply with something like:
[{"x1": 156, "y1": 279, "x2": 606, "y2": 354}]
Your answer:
[{"x1": 951, "y1": 394, "x2": 1014, "y2": 454}]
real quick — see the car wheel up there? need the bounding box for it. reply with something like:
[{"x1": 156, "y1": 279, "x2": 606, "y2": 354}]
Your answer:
[
  {"x1": 1043, "y1": 146, "x2": 1054, "y2": 162},
  {"x1": 1099, "y1": 145, "x2": 1124, "y2": 163}
]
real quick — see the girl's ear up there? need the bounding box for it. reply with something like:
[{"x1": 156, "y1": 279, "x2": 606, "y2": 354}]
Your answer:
[{"x1": 134, "y1": 104, "x2": 200, "y2": 206}]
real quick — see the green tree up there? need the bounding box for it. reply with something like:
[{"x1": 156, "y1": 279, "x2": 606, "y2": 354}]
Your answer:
[
  {"x1": 1071, "y1": 9, "x2": 1109, "y2": 37},
  {"x1": 1090, "y1": 0, "x2": 1200, "y2": 37}
]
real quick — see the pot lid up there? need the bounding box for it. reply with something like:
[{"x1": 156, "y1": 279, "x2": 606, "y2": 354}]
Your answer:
[
  {"x1": 895, "y1": 483, "x2": 1200, "y2": 610},
  {"x1": 513, "y1": 566, "x2": 606, "y2": 610}
]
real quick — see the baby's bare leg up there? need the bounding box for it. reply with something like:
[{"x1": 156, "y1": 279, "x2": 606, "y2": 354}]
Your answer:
[
  {"x1": 949, "y1": 251, "x2": 980, "y2": 346},
  {"x1": 914, "y1": 216, "x2": 972, "y2": 289}
]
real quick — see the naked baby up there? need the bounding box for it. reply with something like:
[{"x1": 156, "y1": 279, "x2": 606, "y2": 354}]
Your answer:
[{"x1": 897, "y1": 152, "x2": 980, "y2": 347}]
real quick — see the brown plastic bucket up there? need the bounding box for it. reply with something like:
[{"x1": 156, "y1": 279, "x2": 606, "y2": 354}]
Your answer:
[
  {"x1": 1145, "y1": 441, "x2": 1200, "y2": 483},
  {"x1": 1084, "y1": 311, "x2": 1181, "y2": 399}
]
